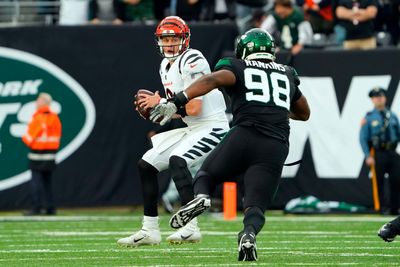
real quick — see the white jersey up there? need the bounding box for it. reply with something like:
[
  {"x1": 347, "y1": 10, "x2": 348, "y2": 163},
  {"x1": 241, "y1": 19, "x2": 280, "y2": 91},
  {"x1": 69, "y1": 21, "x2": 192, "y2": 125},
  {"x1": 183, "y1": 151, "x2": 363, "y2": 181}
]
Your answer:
[{"x1": 159, "y1": 48, "x2": 228, "y2": 127}]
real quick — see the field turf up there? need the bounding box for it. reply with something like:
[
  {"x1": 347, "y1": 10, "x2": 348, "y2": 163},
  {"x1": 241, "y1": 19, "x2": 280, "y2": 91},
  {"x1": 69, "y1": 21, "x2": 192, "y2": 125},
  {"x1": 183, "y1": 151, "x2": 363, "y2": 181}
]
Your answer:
[{"x1": 0, "y1": 209, "x2": 399, "y2": 266}]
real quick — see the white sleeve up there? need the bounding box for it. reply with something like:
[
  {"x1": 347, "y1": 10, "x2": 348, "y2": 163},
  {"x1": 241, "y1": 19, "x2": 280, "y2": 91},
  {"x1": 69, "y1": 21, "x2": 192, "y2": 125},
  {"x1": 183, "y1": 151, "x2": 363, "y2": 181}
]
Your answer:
[
  {"x1": 180, "y1": 50, "x2": 211, "y2": 98},
  {"x1": 260, "y1": 15, "x2": 277, "y2": 34},
  {"x1": 298, "y1": 21, "x2": 314, "y2": 45}
]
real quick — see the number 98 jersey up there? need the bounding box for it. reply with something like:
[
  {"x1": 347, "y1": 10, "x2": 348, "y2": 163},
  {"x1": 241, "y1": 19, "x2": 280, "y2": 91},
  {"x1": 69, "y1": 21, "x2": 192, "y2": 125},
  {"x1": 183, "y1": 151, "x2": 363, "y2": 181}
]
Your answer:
[{"x1": 214, "y1": 57, "x2": 302, "y2": 144}]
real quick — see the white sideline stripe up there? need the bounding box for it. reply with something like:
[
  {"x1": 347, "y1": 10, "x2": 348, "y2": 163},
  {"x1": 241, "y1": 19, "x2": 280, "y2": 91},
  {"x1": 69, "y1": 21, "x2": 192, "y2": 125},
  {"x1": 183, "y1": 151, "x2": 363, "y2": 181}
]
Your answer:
[
  {"x1": 260, "y1": 246, "x2": 400, "y2": 250},
  {"x1": 268, "y1": 251, "x2": 399, "y2": 257},
  {"x1": 1, "y1": 249, "x2": 398, "y2": 257},
  {"x1": 3, "y1": 245, "x2": 399, "y2": 251},
  {"x1": 0, "y1": 249, "x2": 231, "y2": 256},
  {"x1": 38, "y1": 230, "x2": 382, "y2": 237},
  {"x1": 267, "y1": 216, "x2": 393, "y2": 222},
  {"x1": 1, "y1": 263, "x2": 393, "y2": 267},
  {"x1": 0, "y1": 215, "x2": 393, "y2": 222},
  {"x1": 268, "y1": 240, "x2": 384, "y2": 243},
  {"x1": 0, "y1": 216, "x2": 142, "y2": 222},
  {"x1": 41, "y1": 231, "x2": 238, "y2": 236},
  {"x1": 5, "y1": 240, "x2": 392, "y2": 247}
]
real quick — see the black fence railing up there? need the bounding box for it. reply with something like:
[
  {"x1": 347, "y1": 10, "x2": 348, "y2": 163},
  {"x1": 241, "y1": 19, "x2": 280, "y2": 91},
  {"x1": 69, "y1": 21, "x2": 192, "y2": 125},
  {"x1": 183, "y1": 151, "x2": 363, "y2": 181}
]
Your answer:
[{"x1": 0, "y1": 1, "x2": 60, "y2": 26}]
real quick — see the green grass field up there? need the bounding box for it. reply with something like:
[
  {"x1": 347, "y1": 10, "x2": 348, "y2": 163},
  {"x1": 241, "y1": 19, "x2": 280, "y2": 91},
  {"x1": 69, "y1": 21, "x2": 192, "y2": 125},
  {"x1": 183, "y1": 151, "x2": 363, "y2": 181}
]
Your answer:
[{"x1": 0, "y1": 209, "x2": 399, "y2": 266}]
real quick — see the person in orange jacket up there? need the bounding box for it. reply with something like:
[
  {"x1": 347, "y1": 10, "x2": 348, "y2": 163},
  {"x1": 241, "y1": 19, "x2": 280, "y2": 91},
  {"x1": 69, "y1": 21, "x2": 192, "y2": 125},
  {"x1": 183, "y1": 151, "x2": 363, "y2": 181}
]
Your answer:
[{"x1": 22, "y1": 93, "x2": 62, "y2": 216}]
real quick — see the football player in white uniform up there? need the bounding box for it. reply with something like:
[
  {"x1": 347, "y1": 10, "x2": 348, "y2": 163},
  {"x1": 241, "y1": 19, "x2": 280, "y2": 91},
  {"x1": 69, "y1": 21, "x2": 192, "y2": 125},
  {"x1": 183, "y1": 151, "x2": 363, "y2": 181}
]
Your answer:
[{"x1": 117, "y1": 16, "x2": 229, "y2": 247}]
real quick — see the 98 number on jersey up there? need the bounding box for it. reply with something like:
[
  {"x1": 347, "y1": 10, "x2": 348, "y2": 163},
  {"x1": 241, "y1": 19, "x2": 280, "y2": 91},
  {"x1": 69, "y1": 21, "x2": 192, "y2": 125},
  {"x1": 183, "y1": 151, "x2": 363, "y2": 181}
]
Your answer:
[{"x1": 244, "y1": 68, "x2": 290, "y2": 110}]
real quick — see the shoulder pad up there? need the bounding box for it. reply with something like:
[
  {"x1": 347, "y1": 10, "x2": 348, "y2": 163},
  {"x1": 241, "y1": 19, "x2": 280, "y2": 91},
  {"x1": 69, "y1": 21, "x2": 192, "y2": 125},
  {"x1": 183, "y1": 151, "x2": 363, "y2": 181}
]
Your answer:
[
  {"x1": 286, "y1": 65, "x2": 300, "y2": 86},
  {"x1": 215, "y1": 57, "x2": 233, "y2": 71},
  {"x1": 179, "y1": 49, "x2": 205, "y2": 74}
]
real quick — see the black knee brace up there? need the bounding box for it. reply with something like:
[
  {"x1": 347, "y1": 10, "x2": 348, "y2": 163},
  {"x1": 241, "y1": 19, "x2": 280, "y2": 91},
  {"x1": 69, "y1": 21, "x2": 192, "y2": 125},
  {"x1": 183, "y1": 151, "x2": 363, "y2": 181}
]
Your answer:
[
  {"x1": 169, "y1": 156, "x2": 194, "y2": 205},
  {"x1": 243, "y1": 206, "x2": 265, "y2": 235},
  {"x1": 137, "y1": 159, "x2": 159, "y2": 216}
]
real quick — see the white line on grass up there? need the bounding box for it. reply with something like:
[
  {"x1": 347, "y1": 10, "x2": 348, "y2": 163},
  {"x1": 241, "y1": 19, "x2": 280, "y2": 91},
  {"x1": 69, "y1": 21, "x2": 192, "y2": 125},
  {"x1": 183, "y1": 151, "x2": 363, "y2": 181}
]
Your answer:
[
  {"x1": 0, "y1": 215, "x2": 394, "y2": 222},
  {"x1": 0, "y1": 216, "x2": 141, "y2": 222},
  {"x1": 38, "y1": 230, "x2": 386, "y2": 237},
  {"x1": 267, "y1": 251, "x2": 399, "y2": 257}
]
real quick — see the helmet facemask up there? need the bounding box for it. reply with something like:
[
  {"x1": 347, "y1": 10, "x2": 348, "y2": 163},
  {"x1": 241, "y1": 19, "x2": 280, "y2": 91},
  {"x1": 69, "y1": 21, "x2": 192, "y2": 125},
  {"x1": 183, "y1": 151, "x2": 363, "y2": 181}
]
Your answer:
[
  {"x1": 156, "y1": 34, "x2": 187, "y2": 61},
  {"x1": 155, "y1": 16, "x2": 190, "y2": 61}
]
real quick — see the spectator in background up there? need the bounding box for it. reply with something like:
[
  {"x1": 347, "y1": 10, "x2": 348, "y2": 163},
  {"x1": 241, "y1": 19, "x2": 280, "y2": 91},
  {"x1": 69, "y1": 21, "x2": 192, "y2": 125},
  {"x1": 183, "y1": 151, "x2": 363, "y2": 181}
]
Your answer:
[
  {"x1": 88, "y1": 0, "x2": 124, "y2": 24},
  {"x1": 336, "y1": 0, "x2": 378, "y2": 49},
  {"x1": 360, "y1": 87, "x2": 400, "y2": 215},
  {"x1": 153, "y1": 0, "x2": 171, "y2": 21},
  {"x1": 22, "y1": 93, "x2": 62, "y2": 216},
  {"x1": 251, "y1": 9, "x2": 268, "y2": 28},
  {"x1": 36, "y1": 0, "x2": 59, "y2": 24},
  {"x1": 235, "y1": 0, "x2": 271, "y2": 33},
  {"x1": 119, "y1": 0, "x2": 154, "y2": 23},
  {"x1": 176, "y1": 0, "x2": 203, "y2": 21},
  {"x1": 374, "y1": 0, "x2": 400, "y2": 45},
  {"x1": 201, "y1": 0, "x2": 236, "y2": 21},
  {"x1": 300, "y1": 0, "x2": 334, "y2": 34},
  {"x1": 260, "y1": 0, "x2": 313, "y2": 55},
  {"x1": 332, "y1": 0, "x2": 347, "y2": 45},
  {"x1": 59, "y1": 0, "x2": 89, "y2": 25}
]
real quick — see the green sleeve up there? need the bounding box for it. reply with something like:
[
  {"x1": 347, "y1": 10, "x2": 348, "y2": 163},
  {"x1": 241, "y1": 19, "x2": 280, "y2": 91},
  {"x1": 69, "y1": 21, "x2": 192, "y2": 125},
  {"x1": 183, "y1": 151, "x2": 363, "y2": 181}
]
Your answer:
[{"x1": 214, "y1": 58, "x2": 233, "y2": 71}]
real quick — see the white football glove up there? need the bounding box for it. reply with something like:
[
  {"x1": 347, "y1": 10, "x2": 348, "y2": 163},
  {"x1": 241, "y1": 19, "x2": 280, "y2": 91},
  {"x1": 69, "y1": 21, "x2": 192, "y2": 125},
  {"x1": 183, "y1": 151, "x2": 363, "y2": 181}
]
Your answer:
[{"x1": 150, "y1": 102, "x2": 178, "y2": 126}]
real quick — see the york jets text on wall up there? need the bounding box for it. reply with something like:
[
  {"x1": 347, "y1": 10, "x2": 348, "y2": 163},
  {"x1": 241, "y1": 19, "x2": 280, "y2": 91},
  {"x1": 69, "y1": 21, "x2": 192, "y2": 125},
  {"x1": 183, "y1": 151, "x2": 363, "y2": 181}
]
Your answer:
[{"x1": 0, "y1": 47, "x2": 96, "y2": 191}]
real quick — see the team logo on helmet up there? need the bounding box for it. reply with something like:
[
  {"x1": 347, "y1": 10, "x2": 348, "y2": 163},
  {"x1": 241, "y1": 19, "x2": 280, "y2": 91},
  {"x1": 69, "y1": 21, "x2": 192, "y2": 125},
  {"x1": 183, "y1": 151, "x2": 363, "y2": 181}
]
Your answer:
[{"x1": 235, "y1": 28, "x2": 276, "y2": 61}]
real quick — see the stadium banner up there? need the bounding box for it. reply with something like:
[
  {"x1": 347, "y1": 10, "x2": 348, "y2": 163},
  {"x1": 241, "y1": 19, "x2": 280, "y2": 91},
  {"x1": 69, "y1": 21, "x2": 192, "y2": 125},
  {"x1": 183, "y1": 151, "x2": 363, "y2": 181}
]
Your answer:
[
  {"x1": 0, "y1": 25, "x2": 399, "y2": 210},
  {"x1": 0, "y1": 24, "x2": 238, "y2": 209},
  {"x1": 277, "y1": 48, "x2": 400, "y2": 209}
]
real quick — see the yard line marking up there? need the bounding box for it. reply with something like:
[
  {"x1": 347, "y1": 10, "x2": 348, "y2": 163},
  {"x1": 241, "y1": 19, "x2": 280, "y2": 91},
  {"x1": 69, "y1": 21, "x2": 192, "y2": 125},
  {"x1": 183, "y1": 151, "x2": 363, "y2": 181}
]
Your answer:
[
  {"x1": 267, "y1": 251, "x2": 399, "y2": 257},
  {"x1": 2, "y1": 246, "x2": 398, "y2": 254},
  {"x1": 0, "y1": 215, "x2": 393, "y2": 222},
  {"x1": 41, "y1": 231, "x2": 239, "y2": 236},
  {"x1": 37, "y1": 230, "x2": 387, "y2": 237},
  {"x1": 258, "y1": 246, "x2": 400, "y2": 250},
  {"x1": 0, "y1": 216, "x2": 141, "y2": 222}
]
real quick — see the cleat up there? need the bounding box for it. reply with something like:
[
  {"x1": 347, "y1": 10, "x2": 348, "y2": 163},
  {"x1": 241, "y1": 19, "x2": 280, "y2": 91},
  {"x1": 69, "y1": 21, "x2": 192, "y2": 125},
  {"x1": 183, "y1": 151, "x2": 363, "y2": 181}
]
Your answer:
[
  {"x1": 167, "y1": 219, "x2": 202, "y2": 244},
  {"x1": 238, "y1": 232, "x2": 257, "y2": 261},
  {"x1": 117, "y1": 228, "x2": 161, "y2": 247},
  {"x1": 378, "y1": 222, "x2": 399, "y2": 242},
  {"x1": 169, "y1": 197, "x2": 211, "y2": 229}
]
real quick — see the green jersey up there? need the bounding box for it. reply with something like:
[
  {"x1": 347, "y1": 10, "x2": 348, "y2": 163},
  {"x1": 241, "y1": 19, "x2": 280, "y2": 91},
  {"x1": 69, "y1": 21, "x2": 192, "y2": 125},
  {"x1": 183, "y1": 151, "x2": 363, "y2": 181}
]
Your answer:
[
  {"x1": 273, "y1": 8, "x2": 305, "y2": 48},
  {"x1": 215, "y1": 57, "x2": 302, "y2": 144}
]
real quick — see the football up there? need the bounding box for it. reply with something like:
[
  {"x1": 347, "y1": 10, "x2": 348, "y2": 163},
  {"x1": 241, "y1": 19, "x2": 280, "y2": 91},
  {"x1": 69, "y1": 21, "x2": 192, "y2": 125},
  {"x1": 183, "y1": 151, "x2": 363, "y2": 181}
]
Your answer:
[{"x1": 135, "y1": 89, "x2": 154, "y2": 120}]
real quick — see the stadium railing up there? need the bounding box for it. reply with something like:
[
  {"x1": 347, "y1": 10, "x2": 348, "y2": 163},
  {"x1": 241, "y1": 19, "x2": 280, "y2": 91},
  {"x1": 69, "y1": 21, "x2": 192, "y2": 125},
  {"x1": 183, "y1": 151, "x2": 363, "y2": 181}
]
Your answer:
[{"x1": 0, "y1": 0, "x2": 60, "y2": 27}]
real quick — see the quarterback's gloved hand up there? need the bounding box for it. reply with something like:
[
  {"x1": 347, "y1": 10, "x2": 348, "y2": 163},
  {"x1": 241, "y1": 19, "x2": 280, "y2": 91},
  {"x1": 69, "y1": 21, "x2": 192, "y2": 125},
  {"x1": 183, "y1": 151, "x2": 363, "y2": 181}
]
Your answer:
[{"x1": 150, "y1": 102, "x2": 178, "y2": 126}]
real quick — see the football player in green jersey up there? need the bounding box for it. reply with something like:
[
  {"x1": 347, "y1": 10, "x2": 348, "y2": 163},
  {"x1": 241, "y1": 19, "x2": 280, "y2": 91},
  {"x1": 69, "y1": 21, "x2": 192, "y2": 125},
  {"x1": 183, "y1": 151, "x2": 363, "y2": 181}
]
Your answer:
[{"x1": 151, "y1": 28, "x2": 310, "y2": 261}]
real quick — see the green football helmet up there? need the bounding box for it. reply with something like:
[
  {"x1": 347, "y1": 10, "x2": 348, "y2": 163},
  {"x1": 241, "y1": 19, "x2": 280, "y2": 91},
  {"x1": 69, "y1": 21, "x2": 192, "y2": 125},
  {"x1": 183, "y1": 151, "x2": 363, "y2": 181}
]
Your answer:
[{"x1": 235, "y1": 28, "x2": 276, "y2": 61}]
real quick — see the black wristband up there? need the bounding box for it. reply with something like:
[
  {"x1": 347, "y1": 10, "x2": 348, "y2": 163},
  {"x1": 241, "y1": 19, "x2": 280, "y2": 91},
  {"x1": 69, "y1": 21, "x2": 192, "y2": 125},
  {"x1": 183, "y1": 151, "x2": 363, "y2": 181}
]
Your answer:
[
  {"x1": 176, "y1": 106, "x2": 187, "y2": 117},
  {"x1": 174, "y1": 91, "x2": 189, "y2": 107}
]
